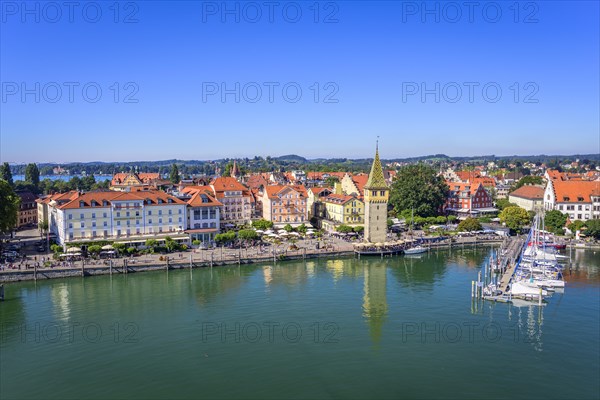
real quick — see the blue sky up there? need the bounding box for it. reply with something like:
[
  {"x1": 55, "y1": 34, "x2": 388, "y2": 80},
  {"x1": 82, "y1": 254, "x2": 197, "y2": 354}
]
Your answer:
[{"x1": 1, "y1": 1, "x2": 598, "y2": 163}]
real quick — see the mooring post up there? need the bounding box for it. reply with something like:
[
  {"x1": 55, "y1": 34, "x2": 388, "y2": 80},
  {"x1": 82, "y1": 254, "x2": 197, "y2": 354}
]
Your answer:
[
  {"x1": 0, "y1": 284, "x2": 4, "y2": 301},
  {"x1": 81, "y1": 258, "x2": 85, "y2": 277},
  {"x1": 109, "y1": 259, "x2": 112, "y2": 275},
  {"x1": 210, "y1": 252, "x2": 214, "y2": 268},
  {"x1": 471, "y1": 280, "x2": 475, "y2": 298},
  {"x1": 34, "y1": 263, "x2": 37, "y2": 281},
  {"x1": 539, "y1": 287, "x2": 543, "y2": 306},
  {"x1": 189, "y1": 253, "x2": 192, "y2": 269},
  {"x1": 166, "y1": 257, "x2": 169, "y2": 271},
  {"x1": 124, "y1": 259, "x2": 127, "y2": 274}
]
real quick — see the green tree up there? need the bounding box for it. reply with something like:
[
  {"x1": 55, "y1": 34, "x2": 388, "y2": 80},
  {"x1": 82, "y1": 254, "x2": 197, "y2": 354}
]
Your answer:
[
  {"x1": 297, "y1": 223, "x2": 307, "y2": 234},
  {"x1": 24, "y1": 163, "x2": 40, "y2": 187},
  {"x1": 389, "y1": 164, "x2": 449, "y2": 217},
  {"x1": 38, "y1": 219, "x2": 49, "y2": 236},
  {"x1": 238, "y1": 229, "x2": 258, "y2": 241},
  {"x1": 499, "y1": 206, "x2": 530, "y2": 232},
  {"x1": 458, "y1": 217, "x2": 482, "y2": 232},
  {"x1": 252, "y1": 219, "x2": 274, "y2": 230},
  {"x1": 353, "y1": 225, "x2": 364, "y2": 233},
  {"x1": 170, "y1": 164, "x2": 180, "y2": 184},
  {"x1": 568, "y1": 220, "x2": 585, "y2": 233},
  {"x1": 88, "y1": 245, "x2": 102, "y2": 255},
  {"x1": 145, "y1": 239, "x2": 158, "y2": 248},
  {"x1": 324, "y1": 176, "x2": 339, "y2": 187},
  {"x1": 336, "y1": 224, "x2": 353, "y2": 233},
  {"x1": 512, "y1": 175, "x2": 544, "y2": 190},
  {"x1": 585, "y1": 219, "x2": 600, "y2": 239},
  {"x1": 545, "y1": 210, "x2": 568, "y2": 235},
  {"x1": 164, "y1": 236, "x2": 177, "y2": 252},
  {"x1": 495, "y1": 198, "x2": 516, "y2": 211},
  {"x1": 283, "y1": 224, "x2": 293, "y2": 232},
  {"x1": 50, "y1": 244, "x2": 63, "y2": 254},
  {"x1": 113, "y1": 243, "x2": 126, "y2": 253},
  {"x1": 0, "y1": 163, "x2": 13, "y2": 186},
  {"x1": 0, "y1": 179, "x2": 19, "y2": 234}
]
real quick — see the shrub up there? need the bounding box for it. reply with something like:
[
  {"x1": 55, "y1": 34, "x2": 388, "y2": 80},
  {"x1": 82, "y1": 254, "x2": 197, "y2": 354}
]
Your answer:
[
  {"x1": 252, "y1": 219, "x2": 274, "y2": 230},
  {"x1": 458, "y1": 217, "x2": 482, "y2": 232}
]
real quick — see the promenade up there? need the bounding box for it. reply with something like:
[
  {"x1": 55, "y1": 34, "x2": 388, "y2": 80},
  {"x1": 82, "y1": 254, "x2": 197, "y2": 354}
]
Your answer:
[{"x1": 0, "y1": 230, "x2": 507, "y2": 282}]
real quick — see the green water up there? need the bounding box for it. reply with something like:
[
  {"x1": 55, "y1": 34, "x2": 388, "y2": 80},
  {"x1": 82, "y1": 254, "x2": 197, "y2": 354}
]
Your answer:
[{"x1": 1, "y1": 248, "x2": 599, "y2": 400}]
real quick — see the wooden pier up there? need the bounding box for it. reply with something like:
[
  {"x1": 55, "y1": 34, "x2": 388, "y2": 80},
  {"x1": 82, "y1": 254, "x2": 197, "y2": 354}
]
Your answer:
[{"x1": 497, "y1": 237, "x2": 525, "y2": 293}]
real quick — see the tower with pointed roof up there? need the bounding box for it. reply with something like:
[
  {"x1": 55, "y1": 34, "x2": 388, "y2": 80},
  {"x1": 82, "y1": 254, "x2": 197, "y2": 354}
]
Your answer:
[
  {"x1": 363, "y1": 140, "x2": 389, "y2": 243},
  {"x1": 230, "y1": 160, "x2": 240, "y2": 179}
]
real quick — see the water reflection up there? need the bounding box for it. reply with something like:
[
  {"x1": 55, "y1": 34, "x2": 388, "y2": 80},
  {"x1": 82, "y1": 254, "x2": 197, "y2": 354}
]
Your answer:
[
  {"x1": 509, "y1": 300, "x2": 546, "y2": 352},
  {"x1": 49, "y1": 284, "x2": 72, "y2": 323},
  {"x1": 389, "y1": 253, "x2": 449, "y2": 289},
  {"x1": 362, "y1": 260, "x2": 388, "y2": 344}
]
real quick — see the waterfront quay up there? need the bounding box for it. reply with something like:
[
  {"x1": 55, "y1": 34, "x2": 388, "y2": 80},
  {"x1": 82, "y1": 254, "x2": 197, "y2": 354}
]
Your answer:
[{"x1": 0, "y1": 230, "x2": 504, "y2": 283}]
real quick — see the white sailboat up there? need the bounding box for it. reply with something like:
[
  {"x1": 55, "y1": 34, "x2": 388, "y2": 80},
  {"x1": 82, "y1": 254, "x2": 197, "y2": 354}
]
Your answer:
[{"x1": 403, "y1": 208, "x2": 428, "y2": 255}]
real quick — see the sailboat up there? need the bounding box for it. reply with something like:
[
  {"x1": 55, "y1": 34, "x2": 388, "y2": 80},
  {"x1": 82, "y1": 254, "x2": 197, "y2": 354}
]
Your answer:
[{"x1": 403, "y1": 208, "x2": 427, "y2": 255}]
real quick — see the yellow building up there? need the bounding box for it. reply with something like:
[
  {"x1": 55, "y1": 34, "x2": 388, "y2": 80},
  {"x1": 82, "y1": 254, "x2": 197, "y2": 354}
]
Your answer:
[{"x1": 321, "y1": 194, "x2": 364, "y2": 231}]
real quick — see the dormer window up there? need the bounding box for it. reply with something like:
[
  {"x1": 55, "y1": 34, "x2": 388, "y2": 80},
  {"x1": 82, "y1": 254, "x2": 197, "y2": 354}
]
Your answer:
[
  {"x1": 79, "y1": 200, "x2": 85, "y2": 208},
  {"x1": 168, "y1": 198, "x2": 173, "y2": 203},
  {"x1": 91, "y1": 200, "x2": 97, "y2": 207},
  {"x1": 563, "y1": 197, "x2": 570, "y2": 201},
  {"x1": 102, "y1": 200, "x2": 108, "y2": 206},
  {"x1": 577, "y1": 197, "x2": 584, "y2": 202},
  {"x1": 158, "y1": 199, "x2": 163, "y2": 204}
]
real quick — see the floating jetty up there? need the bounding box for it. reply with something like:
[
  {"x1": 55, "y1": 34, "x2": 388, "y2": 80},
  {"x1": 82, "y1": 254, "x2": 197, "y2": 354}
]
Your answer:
[{"x1": 473, "y1": 214, "x2": 568, "y2": 305}]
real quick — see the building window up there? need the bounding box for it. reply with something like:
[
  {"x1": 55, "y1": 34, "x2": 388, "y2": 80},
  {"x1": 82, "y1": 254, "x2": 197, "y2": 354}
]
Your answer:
[
  {"x1": 92, "y1": 213, "x2": 96, "y2": 219},
  {"x1": 103, "y1": 212, "x2": 107, "y2": 218},
  {"x1": 80, "y1": 222, "x2": 85, "y2": 228}
]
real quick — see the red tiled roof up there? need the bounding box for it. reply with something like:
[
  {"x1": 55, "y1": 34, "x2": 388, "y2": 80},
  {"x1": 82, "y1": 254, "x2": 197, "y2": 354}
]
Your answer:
[
  {"x1": 310, "y1": 187, "x2": 332, "y2": 195},
  {"x1": 552, "y1": 180, "x2": 600, "y2": 203},
  {"x1": 57, "y1": 190, "x2": 186, "y2": 209},
  {"x1": 111, "y1": 172, "x2": 160, "y2": 185},
  {"x1": 351, "y1": 174, "x2": 369, "y2": 193},
  {"x1": 509, "y1": 185, "x2": 545, "y2": 200},
  {"x1": 264, "y1": 185, "x2": 308, "y2": 200},
  {"x1": 323, "y1": 194, "x2": 361, "y2": 205},
  {"x1": 211, "y1": 177, "x2": 247, "y2": 192}
]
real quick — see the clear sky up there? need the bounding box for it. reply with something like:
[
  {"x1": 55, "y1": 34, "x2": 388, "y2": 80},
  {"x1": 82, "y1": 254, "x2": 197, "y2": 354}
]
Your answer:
[{"x1": 1, "y1": 1, "x2": 598, "y2": 163}]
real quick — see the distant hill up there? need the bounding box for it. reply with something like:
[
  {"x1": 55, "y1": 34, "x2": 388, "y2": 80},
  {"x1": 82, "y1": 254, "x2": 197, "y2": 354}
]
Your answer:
[{"x1": 273, "y1": 154, "x2": 307, "y2": 163}]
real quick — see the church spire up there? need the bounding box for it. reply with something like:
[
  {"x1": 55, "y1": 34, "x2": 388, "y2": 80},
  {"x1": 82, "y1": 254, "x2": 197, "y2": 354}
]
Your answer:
[{"x1": 364, "y1": 140, "x2": 388, "y2": 190}]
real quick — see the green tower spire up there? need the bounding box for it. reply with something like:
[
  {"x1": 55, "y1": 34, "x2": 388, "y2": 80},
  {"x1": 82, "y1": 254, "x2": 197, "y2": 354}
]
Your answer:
[{"x1": 364, "y1": 140, "x2": 388, "y2": 190}]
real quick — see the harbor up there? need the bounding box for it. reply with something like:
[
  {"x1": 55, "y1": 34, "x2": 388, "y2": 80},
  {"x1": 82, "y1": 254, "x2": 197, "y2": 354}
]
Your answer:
[{"x1": 473, "y1": 214, "x2": 571, "y2": 305}]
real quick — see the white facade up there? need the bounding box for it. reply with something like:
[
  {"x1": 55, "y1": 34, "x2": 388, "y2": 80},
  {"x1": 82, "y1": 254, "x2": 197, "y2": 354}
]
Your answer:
[{"x1": 49, "y1": 198, "x2": 187, "y2": 246}]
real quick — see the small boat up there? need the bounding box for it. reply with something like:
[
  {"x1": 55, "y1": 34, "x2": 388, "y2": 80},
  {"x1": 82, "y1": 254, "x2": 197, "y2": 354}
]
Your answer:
[{"x1": 404, "y1": 246, "x2": 427, "y2": 255}]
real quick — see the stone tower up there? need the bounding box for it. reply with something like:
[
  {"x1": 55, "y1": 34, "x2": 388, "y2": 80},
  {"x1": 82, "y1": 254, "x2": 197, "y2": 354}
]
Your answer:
[
  {"x1": 230, "y1": 160, "x2": 240, "y2": 179},
  {"x1": 364, "y1": 142, "x2": 389, "y2": 243}
]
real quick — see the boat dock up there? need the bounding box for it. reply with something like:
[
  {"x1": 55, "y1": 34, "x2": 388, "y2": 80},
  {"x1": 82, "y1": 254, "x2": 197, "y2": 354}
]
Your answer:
[{"x1": 497, "y1": 237, "x2": 525, "y2": 292}]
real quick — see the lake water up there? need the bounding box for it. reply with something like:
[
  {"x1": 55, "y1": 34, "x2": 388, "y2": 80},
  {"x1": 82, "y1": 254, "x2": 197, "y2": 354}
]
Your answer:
[
  {"x1": 12, "y1": 175, "x2": 113, "y2": 182},
  {"x1": 1, "y1": 247, "x2": 598, "y2": 399}
]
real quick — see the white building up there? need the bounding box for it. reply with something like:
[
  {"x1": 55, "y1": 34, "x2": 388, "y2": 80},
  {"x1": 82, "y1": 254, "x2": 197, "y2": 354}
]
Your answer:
[
  {"x1": 180, "y1": 186, "x2": 222, "y2": 244},
  {"x1": 44, "y1": 190, "x2": 188, "y2": 247},
  {"x1": 508, "y1": 185, "x2": 545, "y2": 211},
  {"x1": 543, "y1": 174, "x2": 600, "y2": 221}
]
